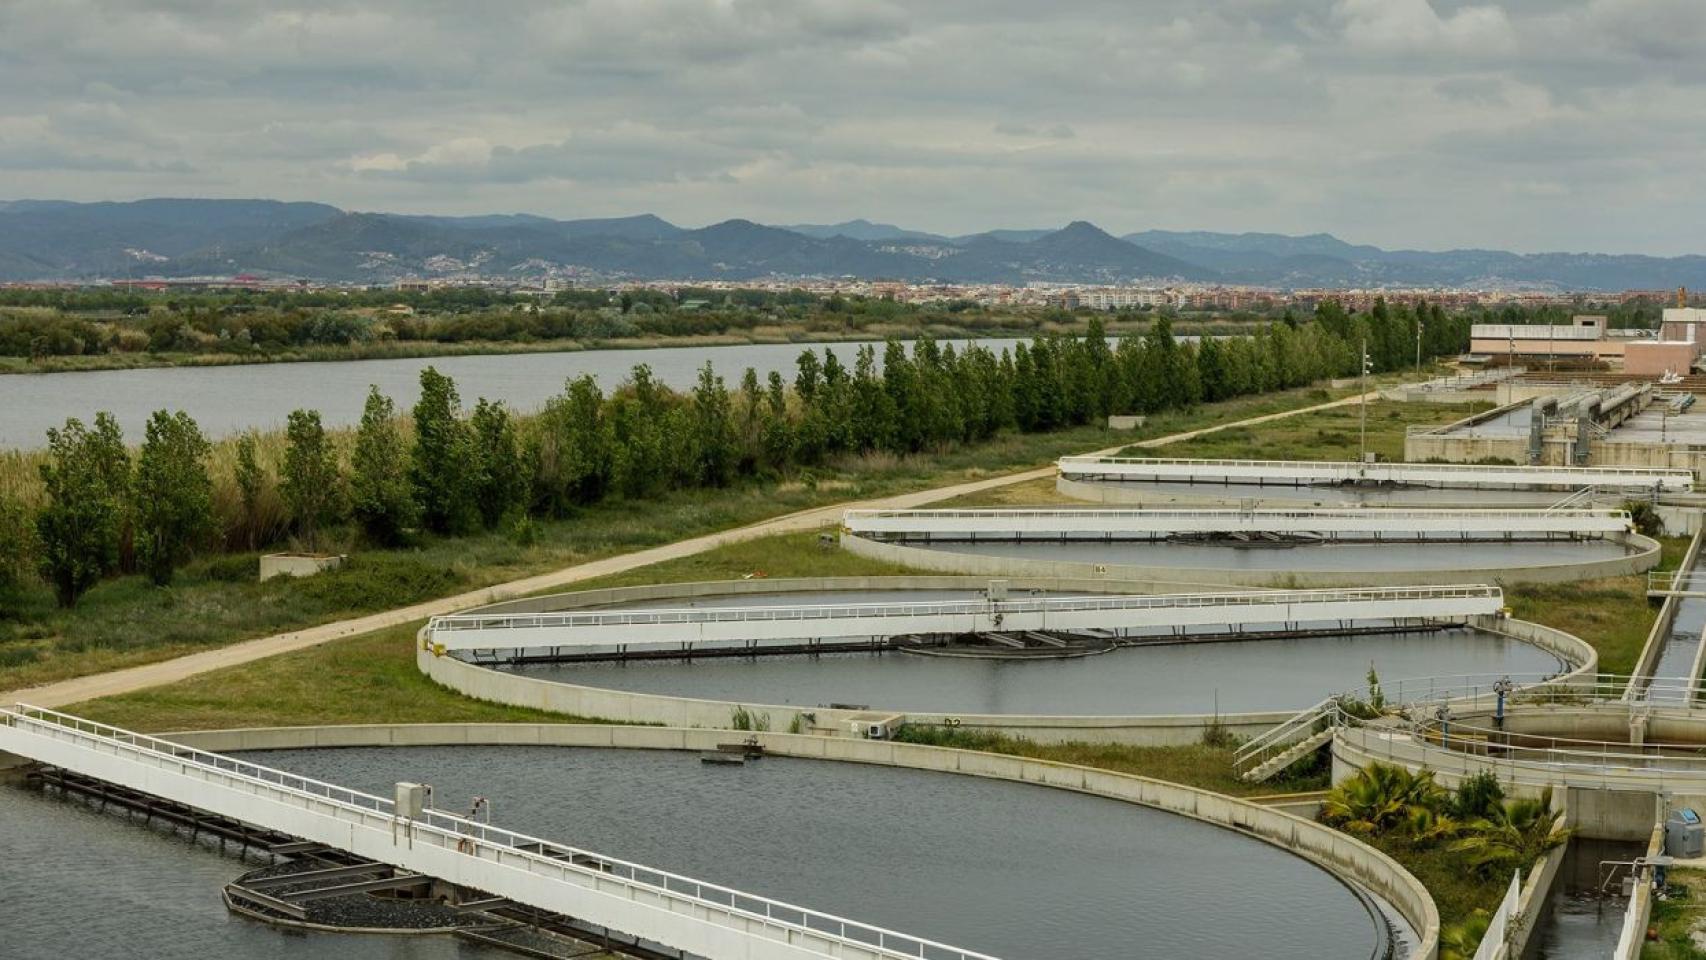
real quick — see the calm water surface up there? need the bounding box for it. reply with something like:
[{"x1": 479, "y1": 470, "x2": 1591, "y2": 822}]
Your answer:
[
  {"x1": 516, "y1": 626, "x2": 1565, "y2": 715},
  {"x1": 0, "y1": 746, "x2": 1387, "y2": 959},
  {"x1": 0, "y1": 779, "x2": 504, "y2": 960},
  {"x1": 0, "y1": 338, "x2": 1020, "y2": 448}
]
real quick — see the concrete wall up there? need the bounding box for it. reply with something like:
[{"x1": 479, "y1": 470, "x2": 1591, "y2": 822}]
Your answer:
[
  {"x1": 1053, "y1": 474, "x2": 1637, "y2": 511},
  {"x1": 421, "y1": 577, "x2": 1593, "y2": 746},
  {"x1": 419, "y1": 616, "x2": 1591, "y2": 746},
  {"x1": 1331, "y1": 723, "x2": 1702, "y2": 831},
  {"x1": 1613, "y1": 818, "x2": 1667, "y2": 959},
  {"x1": 258, "y1": 553, "x2": 344, "y2": 581},
  {"x1": 160, "y1": 722, "x2": 1441, "y2": 960},
  {"x1": 840, "y1": 530, "x2": 1662, "y2": 590},
  {"x1": 1626, "y1": 525, "x2": 1704, "y2": 695}
]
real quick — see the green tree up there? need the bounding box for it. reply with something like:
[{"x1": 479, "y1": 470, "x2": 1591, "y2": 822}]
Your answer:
[
  {"x1": 691, "y1": 362, "x2": 738, "y2": 486},
  {"x1": 470, "y1": 398, "x2": 526, "y2": 528},
  {"x1": 36, "y1": 414, "x2": 129, "y2": 607},
  {"x1": 133, "y1": 410, "x2": 214, "y2": 585},
  {"x1": 281, "y1": 409, "x2": 342, "y2": 550},
  {"x1": 0, "y1": 484, "x2": 37, "y2": 592},
  {"x1": 233, "y1": 431, "x2": 266, "y2": 549},
  {"x1": 531, "y1": 375, "x2": 608, "y2": 513},
  {"x1": 410, "y1": 367, "x2": 478, "y2": 534},
  {"x1": 349, "y1": 387, "x2": 418, "y2": 545},
  {"x1": 1321, "y1": 762, "x2": 1448, "y2": 836},
  {"x1": 1452, "y1": 787, "x2": 1570, "y2": 877}
]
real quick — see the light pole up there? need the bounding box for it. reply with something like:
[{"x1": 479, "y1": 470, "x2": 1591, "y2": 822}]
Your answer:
[
  {"x1": 1415, "y1": 318, "x2": 1423, "y2": 375},
  {"x1": 1359, "y1": 336, "x2": 1371, "y2": 463}
]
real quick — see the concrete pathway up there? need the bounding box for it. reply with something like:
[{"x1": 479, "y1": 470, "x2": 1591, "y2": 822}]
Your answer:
[{"x1": 5, "y1": 389, "x2": 1376, "y2": 709}]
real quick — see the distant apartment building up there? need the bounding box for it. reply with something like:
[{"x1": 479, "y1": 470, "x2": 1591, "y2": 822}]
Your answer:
[{"x1": 1071, "y1": 287, "x2": 1171, "y2": 310}]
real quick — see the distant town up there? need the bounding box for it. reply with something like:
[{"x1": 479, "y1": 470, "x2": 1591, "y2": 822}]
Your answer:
[{"x1": 4, "y1": 273, "x2": 1696, "y2": 315}]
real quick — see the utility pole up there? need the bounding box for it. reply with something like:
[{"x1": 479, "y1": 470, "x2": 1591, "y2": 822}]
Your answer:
[
  {"x1": 1360, "y1": 336, "x2": 1370, "y2": 463},
  {"x1": 1415, "y1": 319, "x2": 1423, "y2": 375}
]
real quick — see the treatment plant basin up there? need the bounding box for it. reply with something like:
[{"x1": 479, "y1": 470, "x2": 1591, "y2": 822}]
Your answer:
[
  {"x1": 903, "y1": 536, "x2": 1635, "y2": 576},
  {"x1": 2, "y1": 743, "x2": 1406, "y2": 959},
  {"x1": 1055, "y1": 476, "x2": 1575, "y2": 508},
  {"x1": 481, "y1": 586, "x2": 1570, "y2": 721}
]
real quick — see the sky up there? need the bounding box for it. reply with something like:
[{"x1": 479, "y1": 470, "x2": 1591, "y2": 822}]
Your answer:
[{"x1": 2, "y1": 0, "x2": 1704, "y2": 255}]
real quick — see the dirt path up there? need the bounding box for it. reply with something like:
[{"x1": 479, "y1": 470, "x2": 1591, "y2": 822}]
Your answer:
[{"x1": 6, "y1": 390, "x2": 1376, "y2": 709}]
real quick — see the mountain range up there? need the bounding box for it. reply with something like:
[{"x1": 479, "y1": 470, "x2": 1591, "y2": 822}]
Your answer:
[{"x1": 1, "y1": 198, "x2": 1703, "y2": 292}]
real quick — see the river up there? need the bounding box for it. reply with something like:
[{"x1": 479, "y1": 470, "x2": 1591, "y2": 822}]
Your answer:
[{"x1": 0, "y1": 338, "x2": 1023, "y2": 449}]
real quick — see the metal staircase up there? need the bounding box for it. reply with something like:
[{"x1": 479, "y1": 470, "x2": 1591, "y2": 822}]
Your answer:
[{"x1": 1233, "y1": 698, "x2": 1341, "y2": 783}]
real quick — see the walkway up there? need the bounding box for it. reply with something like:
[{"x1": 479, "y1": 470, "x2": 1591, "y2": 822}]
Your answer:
[
  {"x1": 0, "y1": 704, "x2": 996, "y2": 960},
  {"x1": 426, "y1": 584, "x2": 1504, "y2": 652},
  {"x1": 2, "y1": 388, "x2": 1381, "y2": 709}
]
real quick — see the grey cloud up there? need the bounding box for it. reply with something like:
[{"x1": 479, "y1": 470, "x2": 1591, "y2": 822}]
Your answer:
[{"x1": 2, "y1": 1, "x2": 1706, "y2": 254}]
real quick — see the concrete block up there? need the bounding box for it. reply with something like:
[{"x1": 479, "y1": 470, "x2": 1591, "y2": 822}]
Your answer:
[{"x1": 259, "y1": 553, "x2": 345, "y2": 581}]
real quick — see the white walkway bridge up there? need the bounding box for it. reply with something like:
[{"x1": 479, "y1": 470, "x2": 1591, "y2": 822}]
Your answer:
[
  {"x1": 1057, "y1": 456, "x2": 1693, "y2": 492},
  {"x1": 842, "y1": 507, "x2": 1632, "y2": 540},
  {"x1": 423, "y1": 585, "x2": 1505, "y2": 654},
  {"x1": 0, "y1": 705, "x2": 999, "y2": 960}
]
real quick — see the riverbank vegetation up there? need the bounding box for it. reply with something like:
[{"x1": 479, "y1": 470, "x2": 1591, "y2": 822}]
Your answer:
[
  {"x1": 2, "y1": 369, "x2": 1422, "y2": 691},
  {"x1": 0, "y1": 285, "x2": 1466, "y2": 373}
]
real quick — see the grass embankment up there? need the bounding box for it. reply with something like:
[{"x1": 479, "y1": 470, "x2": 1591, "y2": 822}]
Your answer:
[
  {"x1": 2, "y1": 379, "x2": 1394, "y2": 692},
  {"x1": 1119, "y1": 397, "x2": 1487, "y2": 462},
  {"x1": 1646, "y1": 867, "x2": 1706, "y2": 958},
  {"x1": 944, "y1": 397, "x2": 1483, "y2": 507}
]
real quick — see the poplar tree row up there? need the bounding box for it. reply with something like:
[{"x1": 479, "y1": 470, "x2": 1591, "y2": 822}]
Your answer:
[{"x1": 5, "y1": 300, "x2": 1468, "y2": 608}]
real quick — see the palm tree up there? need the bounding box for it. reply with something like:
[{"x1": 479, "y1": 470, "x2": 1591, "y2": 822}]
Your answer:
[
  {"x1": 1322, "y1": 763, "x2": 1448, "y2": 836},
  {"x1": 1439, "y1": 911, "x2": 1491, "y2": 960},
  {"x1": 1452, "y1": 787, "x2": 1571, "y2": 877}
]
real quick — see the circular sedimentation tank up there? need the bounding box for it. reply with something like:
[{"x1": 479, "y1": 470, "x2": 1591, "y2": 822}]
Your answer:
[
  {"x1": 0, "y1": 743, "x2": 1408, "y2": 959},
  {"x1": 422, "y1": 580, "x2": 1590, "y2": 742},
  {"x1": 503, "y1": 588, "x2": 1564, "y2": 716}
]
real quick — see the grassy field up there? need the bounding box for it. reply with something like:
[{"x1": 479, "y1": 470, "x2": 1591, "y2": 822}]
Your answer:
[
  {"x1": 1645, "y1": 867, "x2": 1706, "y2": 958},
  {"x1": 1118, "y1": 396, "x2": 1488, "y2": 462},
  {"x1": 4, "y1": 378, "x2": 1404, "y2": 692}
]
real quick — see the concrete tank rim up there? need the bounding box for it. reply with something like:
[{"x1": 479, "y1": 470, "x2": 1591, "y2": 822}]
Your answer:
[
  {"x1": 837, "y1": 530, "x2": 1661, "y2": 589},
  {"x1": 418, "y1": 576, "x2": 1592, "y2": 730},
  {"x1": 155, "y1": 721, "x2": 1442, "y2": 960}
]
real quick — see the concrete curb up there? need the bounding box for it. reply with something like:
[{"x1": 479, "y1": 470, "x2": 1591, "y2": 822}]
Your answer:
[{"x1": 159, "y1": 721, "x2": 1441, "y2": 960}]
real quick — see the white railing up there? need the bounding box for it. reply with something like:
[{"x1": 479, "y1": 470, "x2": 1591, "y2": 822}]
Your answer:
[
  {"x1": 0, "y1": 705, "x2": 1001, "y2": 960},
  {"x1": 1057, "y1": 456, "x2": 1693, "y2": 491},
  {"x1": 1472, "y1": 871, "x2": 1523, "y2": 960},
  {"x1": 1647, "y1": 571, "x2": 1706, "y2": 596},
  {"x1": 843, "y1": 506, "x2": 1629, "y2": 536},
  {"x1": 1544, "y1": 488, "x2": 1596, "y2": 513},
  {"x1": 1232, "y1": 697, "x2": 1335, "y2": 776},
  {"x1": 427, "y1": 584, "x2": 1505, "y2": 635}
]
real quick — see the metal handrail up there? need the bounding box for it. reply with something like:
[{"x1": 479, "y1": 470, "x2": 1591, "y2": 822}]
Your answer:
[
  {"x1": 1057, "y1": 455, "x2": 1692, "y2": 483},
  {"x1": 845, "y1": 507, "x2": 1628, "y2": 522},
  {"x1": 1647, "y1": 571, "x2": 1706, "y2": 592},
  {"x1": 427, "y1": 584, "x2": 1504, "y2": 633},
  {"x1": 0, "y1": 704, "x2": 1002, "y2": 960}
]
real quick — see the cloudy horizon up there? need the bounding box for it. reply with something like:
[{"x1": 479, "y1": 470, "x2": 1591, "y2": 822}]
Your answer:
[{"x1": 3, "y1": 1, "x2": 1704, "y2": 256}]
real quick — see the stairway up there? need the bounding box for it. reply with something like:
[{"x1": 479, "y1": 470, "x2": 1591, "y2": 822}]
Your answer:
[{"x1": 1239, "y1": 729, "x2": 1333, "y2": 783}]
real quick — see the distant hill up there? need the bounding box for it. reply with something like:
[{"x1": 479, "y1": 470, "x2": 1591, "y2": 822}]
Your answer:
[
  {"x1": 1124, "y1": 229, "x2": 1706, "y2": 291},
  {"x1": 2, "y1": 198, "x2": 1703, "y2": 289},
  {"x1": 779, "y1": 219, "x2": 946, "y2": 243}
]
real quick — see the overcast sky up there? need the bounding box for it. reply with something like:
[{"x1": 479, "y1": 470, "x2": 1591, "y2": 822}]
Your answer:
[{"x1": 3, "y1": 0, "x2": 1703, "y2": 255}]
